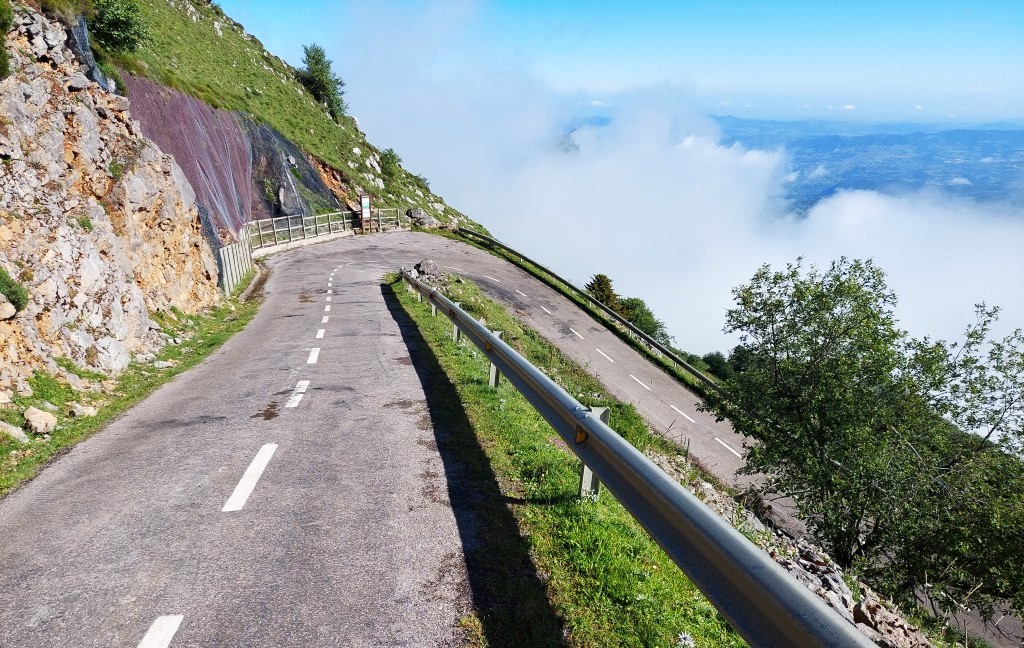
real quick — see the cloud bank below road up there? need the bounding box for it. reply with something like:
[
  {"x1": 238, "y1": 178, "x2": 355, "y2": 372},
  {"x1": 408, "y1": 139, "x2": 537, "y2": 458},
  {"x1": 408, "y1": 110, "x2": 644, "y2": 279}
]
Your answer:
[{"x1": 342, "y1": 1, "x2": 1024, "y2": 353}]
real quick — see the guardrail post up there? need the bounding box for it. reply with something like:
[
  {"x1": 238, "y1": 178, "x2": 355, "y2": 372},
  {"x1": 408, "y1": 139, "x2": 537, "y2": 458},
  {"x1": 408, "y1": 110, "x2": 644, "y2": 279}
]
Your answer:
[
  {"x1": 431, "y1": 303, "x2": 437, "y2": 317},
  {"x1": 451, "y1": 303, "x2": 461, "y2": 342},
  {"x1": 488, "y1": 331, "x2": 503, "y2": 388},
  {"x1": 579, "y1": 406, "x2": 609, "y2": 498}
]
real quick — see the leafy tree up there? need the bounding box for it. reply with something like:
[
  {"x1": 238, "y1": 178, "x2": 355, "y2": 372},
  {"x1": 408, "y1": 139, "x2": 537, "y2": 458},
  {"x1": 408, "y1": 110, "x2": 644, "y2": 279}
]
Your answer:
[
  {"x1": 701, "y1": 351, "x2": 734, "y2": 381},
  {"x1": 380, "y1": 148, "x2": 401, "y2": 180},
  {"x1": 620, "y1": 296, "x2": 673, "y2": 346},
  {"x1": 297, "y1": 43, "x2": 347, "y2": 121},
  {"x1": 90, "y1": 0, "x2": 150, "y2": 53},
  {"x1": 584, "y1": 274, "x2": 621, "y2": 313},
  {"x1": 702, "y1": 257, "x2": 1024, "y2": 620}
]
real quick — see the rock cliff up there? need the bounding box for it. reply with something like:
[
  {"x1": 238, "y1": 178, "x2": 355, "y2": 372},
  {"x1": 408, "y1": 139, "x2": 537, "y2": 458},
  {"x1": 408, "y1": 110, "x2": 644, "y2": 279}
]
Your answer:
[{"x1": 0, "y1": 5, "x2": 219, "y2": 396}]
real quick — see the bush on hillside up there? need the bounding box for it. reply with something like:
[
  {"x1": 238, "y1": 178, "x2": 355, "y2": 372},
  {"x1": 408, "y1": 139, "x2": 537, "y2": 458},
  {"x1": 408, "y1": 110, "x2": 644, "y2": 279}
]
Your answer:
[
  {"x1": 0, "y1": 0, "x2": 13, "y2": 80},
  {"x1": 380, "y1": 148, "x2": 401, "y2": 179},
  {"x1": 296, "y1": 43, "x2": 346, "y2": 121},
  {"x1": 90, "y1": 0, "x2": 149, "y2": 53},
  {"x1": 0, "y1": 266, "x2": 28, "y2": 312}
]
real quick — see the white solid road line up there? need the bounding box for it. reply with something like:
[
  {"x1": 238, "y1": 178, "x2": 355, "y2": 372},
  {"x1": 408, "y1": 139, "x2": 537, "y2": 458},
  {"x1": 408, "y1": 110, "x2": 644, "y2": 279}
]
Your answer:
[
  {"x1": 443, "y1": 265, "x2": 466, "y2": 272},
  {"x1": 596, "y1": 348, "x2": 615, "y2": 363},
  {"x1": 670, "y1": 404, "x2": 696, "y2": 423},
  {"x1": 222, "y1": 444, "x2": 278, "y2": 512},
  {"x1": 324, "y1": 305, "x2": 331, "y2": 312},
  {"x1": 515, "y1": 289, "x2": 527, "y2": 297},
  {"x1": 569, "y1": 328, "x2": 584, "y2": 340},
  {"x1": 629, "y1": 374, "x2": 652, "y2": 391},
  {"x1": 137, "y1": 615, "x2": 184, "y2": 648},
  {"x1": 316, "y1": 329, "x2": 325, "y2": 339},
  {"x1": 307, "y1": 348, "x2": 320, "y2": 364},
  {"x1": 285, "y1": 380, "x2": 310, "y2": 408},
  {"x1": 321, "y1": 316, "x2": 329, "y2": 324},
  {"x1": 540, "y1": 305, "x2": 552, "y2": 315},
  {"x1": 482, "y1": 274, "x2": 502, "y2": 283},
  {"x1": 715, "y1": 437, "x2": 743, "y2": 458}
]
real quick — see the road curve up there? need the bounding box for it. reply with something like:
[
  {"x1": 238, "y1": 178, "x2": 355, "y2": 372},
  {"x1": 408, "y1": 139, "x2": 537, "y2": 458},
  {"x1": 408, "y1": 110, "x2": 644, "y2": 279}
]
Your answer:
[{"x1": 0, "y1": 230, "x2": 769, "y2": 647}]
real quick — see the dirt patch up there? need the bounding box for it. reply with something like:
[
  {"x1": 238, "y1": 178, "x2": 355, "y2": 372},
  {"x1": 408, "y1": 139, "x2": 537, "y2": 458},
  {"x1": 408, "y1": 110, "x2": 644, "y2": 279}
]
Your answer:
[
  {"x1": 243, "y1": 269, "x2": 270, "y2": 302},
  {"x1": 417, "y1": 438, "x2": 439, "y2": 451},
  {"x1": 252, "y1": 401, "x2": 280, "y2": 420},
  {"x1": 394, "y1": 356, "x2": 413, "y2": 366},
  {"x1": 383, "y1": 399, "x2": 417, "y2": 410},
  {"x1": 298, "y1": 291, "x2": 313, "y2": 303}
]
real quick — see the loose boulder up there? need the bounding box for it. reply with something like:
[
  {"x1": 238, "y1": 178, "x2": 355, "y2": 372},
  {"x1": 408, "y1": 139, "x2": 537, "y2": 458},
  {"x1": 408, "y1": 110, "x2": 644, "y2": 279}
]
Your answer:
[
  {"x1": 0, "y1": 421, "x2": 29, "y2": 444},
  {"x1": 24, "y1": 406, "x2": 57, "y2": 434},
  {"x1": 407, "y1": 208, "x2": 438, "y2": 229}
]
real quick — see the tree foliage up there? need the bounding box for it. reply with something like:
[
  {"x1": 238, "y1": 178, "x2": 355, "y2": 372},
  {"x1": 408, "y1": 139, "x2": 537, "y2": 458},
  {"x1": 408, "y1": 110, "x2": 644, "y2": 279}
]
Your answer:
[
  {"x1": 620, "y1": 296, "x2": 674, "y2": 347},
  {"x1": 702, "y1": 257, "x2": 1024, "y2": 620},
  {"x1": 297, "y1": 43, "x2": 346, "y2": 121},
  {"x1": 90, "y1": 0, "x2": 150, "y2": 53},
  {"x1": 380, "y1": 147, "x2": 401, "y2": 180},
  {"x1": 584, "y1": 274, "x2": 620, "y2": 313}
]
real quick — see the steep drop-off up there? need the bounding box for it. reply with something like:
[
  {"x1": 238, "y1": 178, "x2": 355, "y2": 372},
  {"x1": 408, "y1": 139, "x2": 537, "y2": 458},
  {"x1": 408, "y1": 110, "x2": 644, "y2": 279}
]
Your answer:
[{"x1": 0, "y1": 6, "x2": 219, "y2": 396}]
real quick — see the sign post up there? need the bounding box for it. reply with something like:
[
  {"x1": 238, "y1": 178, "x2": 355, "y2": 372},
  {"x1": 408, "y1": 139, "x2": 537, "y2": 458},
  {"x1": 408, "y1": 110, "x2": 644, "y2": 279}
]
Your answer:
[{"x1": 360, "y1": 194, "x2": 371, "y2": 234}]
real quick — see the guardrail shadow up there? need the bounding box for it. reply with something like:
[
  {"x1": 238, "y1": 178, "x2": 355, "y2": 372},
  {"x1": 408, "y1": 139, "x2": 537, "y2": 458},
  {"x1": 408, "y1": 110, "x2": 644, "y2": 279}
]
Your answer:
[{"x1": 381, "y1": 281, "x2": 566, "y2": 647}]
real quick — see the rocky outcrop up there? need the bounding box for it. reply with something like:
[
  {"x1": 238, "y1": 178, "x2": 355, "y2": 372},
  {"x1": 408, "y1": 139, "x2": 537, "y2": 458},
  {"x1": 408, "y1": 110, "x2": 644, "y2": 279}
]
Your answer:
[
  {"x1": 649, "y1": 452, "x2": 933, "y2": 647},
  {"x1": 0, "y1": 6, "x2": 219, "y2": 391}
]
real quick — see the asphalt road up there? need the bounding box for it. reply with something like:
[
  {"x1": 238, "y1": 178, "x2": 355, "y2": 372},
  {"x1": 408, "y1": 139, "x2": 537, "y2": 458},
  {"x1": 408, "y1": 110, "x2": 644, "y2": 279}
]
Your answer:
[
  {"x1": 0, "y1": 237, "x2": 476, "y2": 647},
  {"x1": 0, "y1": 230, "x2": 882, "y2": 646}
]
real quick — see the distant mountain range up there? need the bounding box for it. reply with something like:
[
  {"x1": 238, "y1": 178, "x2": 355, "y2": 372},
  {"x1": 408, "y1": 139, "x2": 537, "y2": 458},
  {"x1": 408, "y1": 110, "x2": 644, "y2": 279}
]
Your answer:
[
  {"x1": 561, "y1": 115, "x2": 1024, "y2": 213},
  {"x1": 713, "y1": 116, "x2": 1024, "y2": 213}
]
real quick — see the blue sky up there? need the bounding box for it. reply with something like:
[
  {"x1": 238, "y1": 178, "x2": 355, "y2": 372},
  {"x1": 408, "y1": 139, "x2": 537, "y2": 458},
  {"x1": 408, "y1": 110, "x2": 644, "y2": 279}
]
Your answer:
[{"x1": 219, "y1": 0, "x2": 1023, "y2": 121}]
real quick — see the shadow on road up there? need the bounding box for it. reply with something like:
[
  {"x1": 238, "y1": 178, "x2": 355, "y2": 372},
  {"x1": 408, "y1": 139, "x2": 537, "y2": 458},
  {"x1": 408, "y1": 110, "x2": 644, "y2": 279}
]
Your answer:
[{"x1": 382, "y1": 281, "x2": 566, "y2": 647}]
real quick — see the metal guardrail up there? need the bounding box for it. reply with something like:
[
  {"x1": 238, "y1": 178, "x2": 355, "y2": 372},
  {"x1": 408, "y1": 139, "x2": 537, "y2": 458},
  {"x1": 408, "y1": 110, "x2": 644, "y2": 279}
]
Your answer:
[
  {"x1": 218, "y1": 222, "x2": 255, "y2": 296},
  {"x1": 249, "y1": 209, "x2": 407, "y2": 250},
  {"x1": 457, "y1": 228, "x2": 720, "y2": 392},
  {"x1": 400, "y1": 268, "x2": 874, "y2": 648}
]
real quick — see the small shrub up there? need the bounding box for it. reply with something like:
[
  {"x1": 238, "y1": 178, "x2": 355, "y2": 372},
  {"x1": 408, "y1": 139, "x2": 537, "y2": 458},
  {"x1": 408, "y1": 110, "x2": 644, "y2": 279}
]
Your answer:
[
  {"x1": 0, "y1": 0, "x2": 12, "y2": 81},
  {"x1": 90, "y1": 0, "x2": 149, "y2": 53},
  {"x1": 108, "y1": 161, "x2": 124, "y2": 180},
  {"x1": 289, "y1": 166, "x2": 301, "y2": 181},
  {"x1": 96, "y1": 60, "x2": 127, "y2": 95},
  {"x1": 0, "y1": 266, "x2": 28, "y2": 311},
  {"x1": 77, "y1": 216, "x2": 93, "y2": 231}
]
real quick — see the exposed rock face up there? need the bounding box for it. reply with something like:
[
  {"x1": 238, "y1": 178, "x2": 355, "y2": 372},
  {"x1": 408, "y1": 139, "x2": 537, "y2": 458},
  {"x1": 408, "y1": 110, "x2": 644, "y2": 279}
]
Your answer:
[
  {"x1": 407, "y1": 208, "x2": 438, "y2": 229},
  {"x1": 0, "y1": 7, "x2": 220, "y2": 390}
]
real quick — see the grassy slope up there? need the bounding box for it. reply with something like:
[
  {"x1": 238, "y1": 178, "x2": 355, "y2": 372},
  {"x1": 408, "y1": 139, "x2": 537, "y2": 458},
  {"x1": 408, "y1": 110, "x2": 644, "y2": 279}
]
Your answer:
[
  {"x1": 390, "y1": 274, "x2": 744, "y2": 647},
  {"x1": 120, "y1": 0, "x2": 479, "y2": 226}
]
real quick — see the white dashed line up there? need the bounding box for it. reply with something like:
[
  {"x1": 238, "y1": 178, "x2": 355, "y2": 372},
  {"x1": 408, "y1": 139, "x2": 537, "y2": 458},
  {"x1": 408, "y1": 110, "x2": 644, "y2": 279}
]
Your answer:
[
  {"x1": 715, "y1": 438, "x2": 742, "y2": 458},
  {"x1": 327, "y1": 289, "x2": 333, "y2": 294},
  {"x1": 328, "y1": 282, "x2": 332, "y2": 287},
  {"x1": 569, "y1": 328, "x2": 584, "y2": 340},
  {"x1": 326, "y1": 296, "x2": 332, "y2": 302},
  {"x1": 307, "y1": 348, "x2": 320, "y2": 364},
  {"x1": 222, "y1": 444, "x2": 278, "y2": 512},
  {"x1": 137, "y1": 615, "x2": 184, "y2": 648},
  {"x1": 285, "y1": 380, "x2": 310, "y2": 408},
  {"x1": 321, "y1": 316, "x2": 329, "y2": 324},
  {"x1": 443, "y1": 265, "x2": 466, "y2": 272},
  {"x1": 324, "y1": 305, "x2": 331, "y2": 312},
  {"x1": 629, "y1": 374, "x2": 652, "y2": 391},
  {"x1": 482, "y1": 275, "x2": 501, "y2": 283},
  {"x1": 596, "y1": 348, "x2": 615, "y2": 363},
  {"x1": 540, "y1": 306, "x2": 552, "y2": 315},
  {"x1": 316, "y1": 329, "x2": 325, "y2": 339},
  {"x1": 670, "y1": 404, "x2": 696, "y2": 423},
  {"x1": 515, "y1": 289, "x2": 527, "y2": 297}
]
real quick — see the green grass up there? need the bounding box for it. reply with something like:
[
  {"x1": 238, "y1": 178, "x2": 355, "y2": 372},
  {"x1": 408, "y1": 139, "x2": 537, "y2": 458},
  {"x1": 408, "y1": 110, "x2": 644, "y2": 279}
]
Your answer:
[
  {"x1": 389, "y1": 274, "x2": 744, "y2": 647},
  {"x1": 0, "y1": 293, "x2": 260, "y2": 497},
  {"x1": 0, "y1": 265, "x2": 28, "y2": 311}
]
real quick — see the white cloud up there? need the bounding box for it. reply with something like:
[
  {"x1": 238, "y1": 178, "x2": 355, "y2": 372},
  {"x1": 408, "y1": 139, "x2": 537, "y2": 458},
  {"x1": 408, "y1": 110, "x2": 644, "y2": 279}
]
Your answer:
[
  {"x1": 949, "y1": 177, "x2": 972, "y2": 185},
  {"x1": 341, "y1": 1, "x2": 1024, "y2": 353},
  {"x1": 808, "y1": 164, "x2": 828, "y2": 179},
  {"x1": 716, "y1": 100, "x2": 732, "y2": 108},
  {"x1": 589, "y1": 99, "x2": 606, "y2": 107},
  {"x1": 842, "y1": 104, "x2": 856, "y2": 110},
  {"x1": 914, "y1": 104, "x2": 923, "y2": 110}
]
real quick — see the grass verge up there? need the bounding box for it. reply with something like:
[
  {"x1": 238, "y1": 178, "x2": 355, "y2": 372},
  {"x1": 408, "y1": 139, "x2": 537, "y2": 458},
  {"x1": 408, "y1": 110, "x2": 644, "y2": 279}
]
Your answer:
[
  {"x1": 388, "y1": 273, "x2": 744, "y2": 647},
  {"x1": 0, "y1": 292, "x2": 260, "y2": 497}
]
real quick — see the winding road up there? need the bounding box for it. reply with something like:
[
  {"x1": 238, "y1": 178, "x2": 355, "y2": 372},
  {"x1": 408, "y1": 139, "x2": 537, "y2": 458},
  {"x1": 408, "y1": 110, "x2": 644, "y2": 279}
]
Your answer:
[{"x1": 0, "y1": 232, "x2": 771, "y2": 646}]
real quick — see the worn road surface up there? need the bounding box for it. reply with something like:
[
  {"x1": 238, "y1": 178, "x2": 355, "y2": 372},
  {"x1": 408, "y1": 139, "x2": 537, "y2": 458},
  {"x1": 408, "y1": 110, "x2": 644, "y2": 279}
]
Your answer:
[{"x1": 8, "y1": 231, "x2": 1002, "y2": 647}]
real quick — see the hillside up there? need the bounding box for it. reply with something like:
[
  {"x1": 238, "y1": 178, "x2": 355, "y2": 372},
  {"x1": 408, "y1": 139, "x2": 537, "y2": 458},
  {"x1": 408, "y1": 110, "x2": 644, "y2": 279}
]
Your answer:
[{"x1": 106, "y1": 0, "x2": 480, "y2": 231}]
